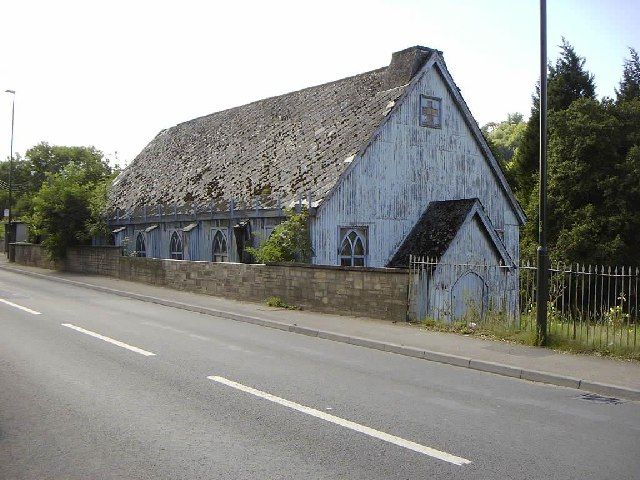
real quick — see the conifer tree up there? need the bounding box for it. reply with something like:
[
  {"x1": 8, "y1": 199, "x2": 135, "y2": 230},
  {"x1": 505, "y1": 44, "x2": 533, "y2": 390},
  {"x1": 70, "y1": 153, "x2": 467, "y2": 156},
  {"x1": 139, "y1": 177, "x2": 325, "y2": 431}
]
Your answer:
[
  {"x1": 616, "y1": 47, "x2": 640, "y2": 103},
  {"x1": 547, "y1": 38, "x2": 596, "y2": 110},
  {"x1": 510, "y1": 39, "x2": 596, "y2": 210},
  {"x1": 482, "y1": 43, "x2": 640, "y2": 264}
]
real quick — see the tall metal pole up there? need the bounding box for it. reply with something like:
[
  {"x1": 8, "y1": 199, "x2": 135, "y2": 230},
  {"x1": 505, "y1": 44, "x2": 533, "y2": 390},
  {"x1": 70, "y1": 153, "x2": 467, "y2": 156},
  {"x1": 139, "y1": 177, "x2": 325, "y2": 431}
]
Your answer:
[
  {"x1": 536, "y1": 0, "x2": 549, "y2": 345},
  {"x1": 5, "y1": 90, "x2": 15, "y2": 246}
]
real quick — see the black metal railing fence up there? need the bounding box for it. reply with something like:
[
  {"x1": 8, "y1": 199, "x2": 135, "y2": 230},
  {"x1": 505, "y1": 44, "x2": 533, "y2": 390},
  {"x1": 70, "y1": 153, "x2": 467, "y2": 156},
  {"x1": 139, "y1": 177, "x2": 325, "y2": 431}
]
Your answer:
[{"x1": 409, "y1": 256, "x2": 639, "y2": 353}]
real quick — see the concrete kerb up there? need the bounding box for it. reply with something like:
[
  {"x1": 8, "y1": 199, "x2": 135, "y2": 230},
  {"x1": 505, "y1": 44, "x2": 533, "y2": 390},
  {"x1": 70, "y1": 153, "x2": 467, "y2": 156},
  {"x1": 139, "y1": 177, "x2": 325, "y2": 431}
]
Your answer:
[
  {"x1": 469, "y1": 360, "x2": 522, "y2": 379},
  {"x1": 521, "y1": 369, "x2": 582, "y2": 389},
  {"x1": 291, "y1": 325, "x2": 320, "y2": 337},
  {"x1": 2, "y1": 263, "x2": 639, "y2": 402}
]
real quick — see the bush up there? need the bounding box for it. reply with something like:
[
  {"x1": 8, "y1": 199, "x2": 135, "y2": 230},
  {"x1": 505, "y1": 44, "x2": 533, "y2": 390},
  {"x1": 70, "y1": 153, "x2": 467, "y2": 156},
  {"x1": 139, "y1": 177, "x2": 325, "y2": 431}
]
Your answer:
[
  {"x1": 28, "y1": 163, "x2": 112, "y2": 261},
  {"x1": 247, "y1": 208, "x2": 313, "y2": 263}
]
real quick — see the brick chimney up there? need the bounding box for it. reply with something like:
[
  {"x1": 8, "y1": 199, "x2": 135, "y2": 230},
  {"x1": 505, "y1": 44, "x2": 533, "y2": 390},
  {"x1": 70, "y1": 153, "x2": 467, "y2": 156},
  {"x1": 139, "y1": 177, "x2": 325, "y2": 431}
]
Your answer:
[{"x1": 383, "y1": 46, "x2": 433, "y2": 89}]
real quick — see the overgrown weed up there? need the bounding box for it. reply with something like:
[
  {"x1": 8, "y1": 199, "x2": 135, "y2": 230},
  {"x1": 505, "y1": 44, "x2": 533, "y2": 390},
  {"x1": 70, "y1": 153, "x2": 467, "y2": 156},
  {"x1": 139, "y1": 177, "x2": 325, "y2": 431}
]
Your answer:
[{"x1": 265, "y1": 296, "x2": 301, "y2": 310}]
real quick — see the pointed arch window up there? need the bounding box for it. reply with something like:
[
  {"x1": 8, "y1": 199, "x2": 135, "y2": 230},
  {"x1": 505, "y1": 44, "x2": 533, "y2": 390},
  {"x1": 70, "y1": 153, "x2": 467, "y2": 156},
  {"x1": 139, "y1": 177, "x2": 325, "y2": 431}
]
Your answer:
[
  {"x1": 169, "y1": 231, "x2": 183, "y2": 260},
  {"x1": 339, "y1": 227, "x2": 367, "y2": 267},
  {"x1": 212, "y1": 230, "x2": 228, "y2": 262},
  {"x1": 135, "y1": 232, "x2": 146, "y2": 258}
]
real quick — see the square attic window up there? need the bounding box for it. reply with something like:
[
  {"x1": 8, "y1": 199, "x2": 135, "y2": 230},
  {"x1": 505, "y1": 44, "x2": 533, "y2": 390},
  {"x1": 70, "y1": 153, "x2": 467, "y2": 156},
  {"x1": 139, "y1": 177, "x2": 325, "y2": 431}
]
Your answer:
[{"x1": 420, "y1": 95, "x2": 442, "y2": 128}]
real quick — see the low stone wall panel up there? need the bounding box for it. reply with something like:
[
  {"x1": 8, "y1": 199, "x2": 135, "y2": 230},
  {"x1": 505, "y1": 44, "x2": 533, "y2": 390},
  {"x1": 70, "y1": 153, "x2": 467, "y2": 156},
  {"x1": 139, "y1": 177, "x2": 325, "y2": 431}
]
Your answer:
[
  {"x1": 11, "y1": 244, "x2": 409, "y2": 321},
  {"x1": 12, "y1": 243, "x2": 58, "y2": 270}
]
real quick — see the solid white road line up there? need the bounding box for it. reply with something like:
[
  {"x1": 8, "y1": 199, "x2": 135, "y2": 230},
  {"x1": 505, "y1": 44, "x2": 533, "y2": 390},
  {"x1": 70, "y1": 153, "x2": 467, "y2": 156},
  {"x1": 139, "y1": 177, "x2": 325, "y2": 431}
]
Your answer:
[
  {"x1": 61, "y1": 323, "x2": 156, "y2": 356},
  {"x1": 207, "y1": 375, "x2": 471, "y2": 466},
  {"x1": 0, "y1": 298, "x2": 42, "y2": 315}
]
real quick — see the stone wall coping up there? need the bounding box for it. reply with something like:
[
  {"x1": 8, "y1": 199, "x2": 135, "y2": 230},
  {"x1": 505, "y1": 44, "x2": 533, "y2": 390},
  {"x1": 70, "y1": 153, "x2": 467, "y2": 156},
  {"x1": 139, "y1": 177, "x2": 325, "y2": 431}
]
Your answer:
[
  {"x1": 95, "y1": 254, "x2": 409, "y2": 275},
  {"x1": 68, "y1": 245, "x2": 123, "y2": 250},
  {"x1": 265, "y1": 262, "x2": 408, "y2": 274},
  {"x1": 12, "y1": 243, "x2": 123, "y2": 251}
]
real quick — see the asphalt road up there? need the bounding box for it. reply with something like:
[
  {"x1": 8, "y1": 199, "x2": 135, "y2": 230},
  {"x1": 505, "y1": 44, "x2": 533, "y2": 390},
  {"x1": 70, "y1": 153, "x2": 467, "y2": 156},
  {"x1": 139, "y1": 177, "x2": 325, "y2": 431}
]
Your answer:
[{"x1": 1, "y1": 269, "x2": 639, "y2": 479}]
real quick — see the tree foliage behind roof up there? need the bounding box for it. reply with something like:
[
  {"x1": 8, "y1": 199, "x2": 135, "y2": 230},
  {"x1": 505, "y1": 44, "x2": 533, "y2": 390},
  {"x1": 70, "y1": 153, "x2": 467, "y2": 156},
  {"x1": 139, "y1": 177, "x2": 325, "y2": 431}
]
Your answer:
[
  {"x1": 539, "y1": 98, "x2": 640, "y2": 264},
  {"x1": 482, "y1": 113, "x2": 526, "y2": 184}
]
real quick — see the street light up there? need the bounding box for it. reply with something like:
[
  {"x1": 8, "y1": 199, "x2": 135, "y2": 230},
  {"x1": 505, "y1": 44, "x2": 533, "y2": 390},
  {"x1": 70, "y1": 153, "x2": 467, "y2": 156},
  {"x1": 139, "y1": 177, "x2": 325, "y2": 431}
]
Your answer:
[
  {"x1": 536, "y1": 1, "x2": 549, "y2": 345},
  {"x1": 5, "y1": 89, "x2": 15, "y2": 249}
]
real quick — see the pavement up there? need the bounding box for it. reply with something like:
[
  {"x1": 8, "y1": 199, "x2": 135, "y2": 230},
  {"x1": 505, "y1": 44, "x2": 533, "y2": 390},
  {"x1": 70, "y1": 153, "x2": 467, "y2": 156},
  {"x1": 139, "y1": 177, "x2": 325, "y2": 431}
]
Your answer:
[
  {"x1": 1, "y1": 265, "x2": 639, "y2": 479},
  {"x1": 1, "y1": 257, "x2": 639, "y2": 401}
]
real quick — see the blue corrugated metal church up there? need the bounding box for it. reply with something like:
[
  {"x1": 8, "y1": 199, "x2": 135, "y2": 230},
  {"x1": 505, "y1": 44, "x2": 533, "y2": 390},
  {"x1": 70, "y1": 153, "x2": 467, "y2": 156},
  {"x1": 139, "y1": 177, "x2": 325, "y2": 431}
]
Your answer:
[{"x1": 108, "y1": 45, "x2": 525, "y2": 318}]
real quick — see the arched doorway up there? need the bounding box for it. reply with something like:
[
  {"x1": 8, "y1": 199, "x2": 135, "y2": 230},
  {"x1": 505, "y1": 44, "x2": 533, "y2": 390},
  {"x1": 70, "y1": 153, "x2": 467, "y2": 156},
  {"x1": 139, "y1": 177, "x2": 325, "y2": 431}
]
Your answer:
[{"x1": 451, "y1": 271, "x2": 487, "y2": 321}]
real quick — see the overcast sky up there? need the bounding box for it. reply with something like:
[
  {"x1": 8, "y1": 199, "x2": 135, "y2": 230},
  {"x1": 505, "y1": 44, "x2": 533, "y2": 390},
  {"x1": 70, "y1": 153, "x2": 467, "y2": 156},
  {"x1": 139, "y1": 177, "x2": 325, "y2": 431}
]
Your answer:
[{"x1": 1, "y1": 0, "x2": 638, "y2": 167}]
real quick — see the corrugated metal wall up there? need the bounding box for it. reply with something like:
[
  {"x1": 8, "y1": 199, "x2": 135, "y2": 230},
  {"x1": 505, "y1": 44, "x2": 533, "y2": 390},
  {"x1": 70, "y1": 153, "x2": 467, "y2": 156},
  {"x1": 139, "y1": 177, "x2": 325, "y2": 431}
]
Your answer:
[
  {"x1": 312, "y1": 63, "x2": 520, "y2": 268},
  {"x1": 112, "y1": 217, "x2": 282, "y2": 263}
]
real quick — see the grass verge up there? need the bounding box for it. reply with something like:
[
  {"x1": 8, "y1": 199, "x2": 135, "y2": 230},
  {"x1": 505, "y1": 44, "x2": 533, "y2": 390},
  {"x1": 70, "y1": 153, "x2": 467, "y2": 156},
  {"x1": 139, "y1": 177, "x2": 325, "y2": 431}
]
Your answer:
[
  {"x1": 419, "y1": 317, "x2": 538, "y2": 345},
  {"x1": 418, "y1": 315, "x2": 640, "y2": 361}
]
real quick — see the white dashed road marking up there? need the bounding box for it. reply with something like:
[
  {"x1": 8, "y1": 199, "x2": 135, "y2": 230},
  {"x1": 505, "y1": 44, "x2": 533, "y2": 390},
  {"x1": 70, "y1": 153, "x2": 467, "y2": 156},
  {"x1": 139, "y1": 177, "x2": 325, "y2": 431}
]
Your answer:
[
  {"x1": 0, "y1": 298, "x2": 42, "y2": 315},
  {"x1": 61, "y1": 323, "x2": 156, "y2": 356},
  {"x1": 208, "y1": 375, "x2": 471, "y2": 466}
]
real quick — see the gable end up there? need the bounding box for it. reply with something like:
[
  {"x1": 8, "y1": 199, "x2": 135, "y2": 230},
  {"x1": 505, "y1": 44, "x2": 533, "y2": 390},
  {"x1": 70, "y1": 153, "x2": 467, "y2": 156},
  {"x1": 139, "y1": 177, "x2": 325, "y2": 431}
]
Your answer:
[{"x1": 432, "y1": 58, "x2": 526, "y2": 225}]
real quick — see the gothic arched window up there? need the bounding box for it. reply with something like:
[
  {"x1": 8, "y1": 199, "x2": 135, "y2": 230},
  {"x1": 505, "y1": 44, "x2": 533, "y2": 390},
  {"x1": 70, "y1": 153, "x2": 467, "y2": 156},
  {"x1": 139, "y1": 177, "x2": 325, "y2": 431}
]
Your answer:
[
  {"x1": 212, "y1": 230, "x2": 228, "y2": 262},
  {"x1": 339, "y1": 228, "x2": 367, "y2": 267},
  {"x1": 169, "y1": 231, "x2": 183, "y2": 260},
  {"x1": 135, "y1": 232, "x2": 146, "y2": 257}
]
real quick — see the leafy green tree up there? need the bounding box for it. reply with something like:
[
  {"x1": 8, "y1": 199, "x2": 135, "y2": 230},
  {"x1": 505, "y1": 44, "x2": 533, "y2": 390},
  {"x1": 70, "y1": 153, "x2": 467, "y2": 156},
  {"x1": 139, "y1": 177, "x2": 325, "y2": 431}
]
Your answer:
[
  {"x1": 511, "y1": 39, "x2": 596, "y2": 209},
  {"x1": 28, "y1": 159, "x2": 115, "y2": 261},
  {"x1": 29, "y1": 164, "x2": 94, "y2": 260},
  {"x1": 518, "y1": 44, "x2": 640, "y2": 264},
  {"x1": 616, "y1": 48, "x2": 640, "y2": 103},
  {"x1": 85, "y1": 176, "x2": 116, "y2": 241},
  {"x1": 482, "y1": 113, "x2": 526, "y2": 182},
  {"x1": 247, "y1": 208, "x2": 313, "y2": 263},
  {"x1": 25, "y1": 143, "x2": 111, "y2": 187},
  {"x1": 521, "y1": 98, "x2": 640, "y2": 265},
  {"x1": 0, "y1": 154, "x2": 35, "y2": 218},
  {"x1": 0, "y1": 143, "x2": 113, "y2": 220}
]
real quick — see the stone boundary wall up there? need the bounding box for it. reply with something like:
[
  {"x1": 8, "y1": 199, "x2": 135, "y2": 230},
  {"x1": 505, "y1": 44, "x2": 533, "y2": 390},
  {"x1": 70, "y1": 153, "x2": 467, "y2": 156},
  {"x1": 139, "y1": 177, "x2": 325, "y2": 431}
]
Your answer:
[
  {"x1": 66, "y1": 245, "x2": 124, "y2": 277},
  {"x1": 12, "y1": 242, "x2": 59, "y2": 270},
  {"x1": 10, "y1": 244, "x2": 409, "y2": 321}
]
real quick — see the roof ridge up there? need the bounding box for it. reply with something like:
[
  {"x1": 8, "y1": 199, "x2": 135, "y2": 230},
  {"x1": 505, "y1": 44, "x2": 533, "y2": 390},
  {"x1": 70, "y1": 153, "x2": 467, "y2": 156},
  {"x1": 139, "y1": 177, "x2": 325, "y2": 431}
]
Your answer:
[{"x1": 168, "y1": 66, "x2": 389, "y2": 131}]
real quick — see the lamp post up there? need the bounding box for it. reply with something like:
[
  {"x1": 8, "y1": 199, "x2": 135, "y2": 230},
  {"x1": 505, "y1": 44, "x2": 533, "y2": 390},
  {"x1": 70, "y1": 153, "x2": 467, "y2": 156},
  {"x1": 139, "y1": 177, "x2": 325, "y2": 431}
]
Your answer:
[
  {"x1": 4, "y1": 89, "x2": 15, "y2": 250},
  {"x1": 536, "y1": 1, "x2": 549, "y2": 345}
]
